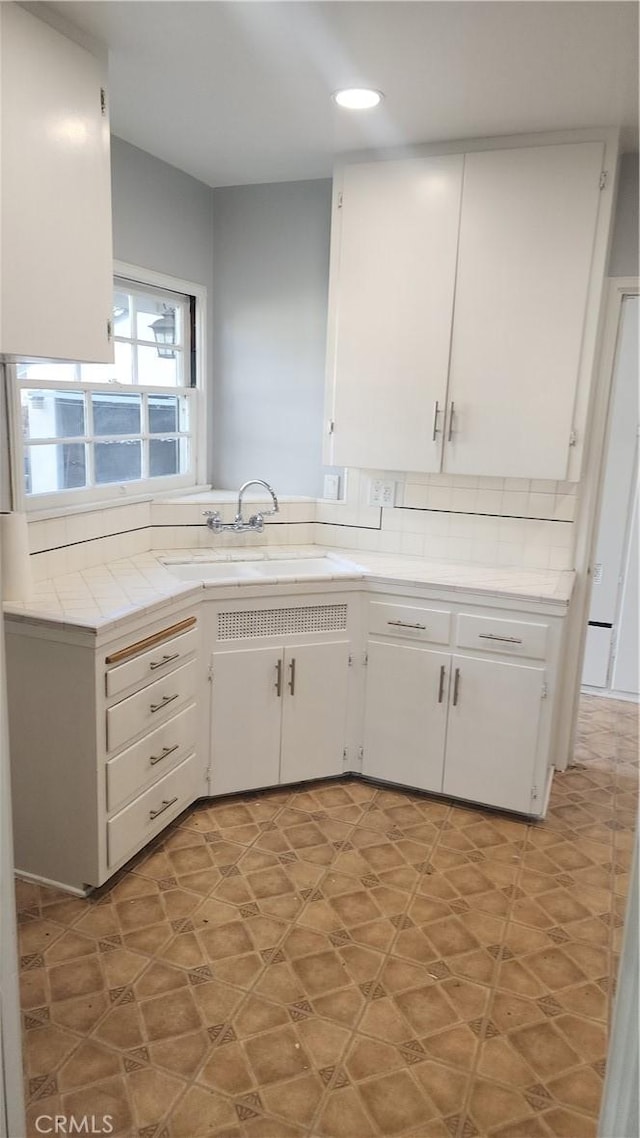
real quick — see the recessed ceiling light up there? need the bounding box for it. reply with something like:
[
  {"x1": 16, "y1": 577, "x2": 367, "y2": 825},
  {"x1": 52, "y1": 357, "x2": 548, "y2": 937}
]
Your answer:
[{"x1": 332, "y1": 88, "x2": 384, "y2": 110}]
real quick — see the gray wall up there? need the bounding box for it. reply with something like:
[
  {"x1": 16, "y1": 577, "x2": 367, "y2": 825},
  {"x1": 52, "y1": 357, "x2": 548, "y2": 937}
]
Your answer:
[
  {"x1": 608, "y1": 152, "x2": 639, "y2": 277},
  {"x1": 211, "y1": 180, "x2": 331, "y2": 496},
  {"x1": 111, "y1": 137, "x2": 214, "y2": 291},
  {"x1": 110, "y1": 137, "x2": 215, "y2": 473}
]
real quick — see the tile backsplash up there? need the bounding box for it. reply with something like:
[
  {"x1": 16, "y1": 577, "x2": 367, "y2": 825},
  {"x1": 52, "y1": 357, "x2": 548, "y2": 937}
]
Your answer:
[{"x1": 25, "y1": 468, "x2": 578, "y2": 581}]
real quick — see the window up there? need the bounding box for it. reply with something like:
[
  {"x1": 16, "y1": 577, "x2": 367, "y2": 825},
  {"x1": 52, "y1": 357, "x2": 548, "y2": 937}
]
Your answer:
[{"x1": 14, "y1": 270, "x2": 204, "y2": 507}]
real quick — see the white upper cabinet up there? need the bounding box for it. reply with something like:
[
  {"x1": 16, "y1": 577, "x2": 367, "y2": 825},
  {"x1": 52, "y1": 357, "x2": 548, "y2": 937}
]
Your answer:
[
  {"x1": 326, "y1": 156, "x2": 464, "y2": 472},
  {"x1": 445, "y1": 142, "x2": 605, "y2": 479},
  {"x1": 326, "y1": 134, "x2": 616, "y2": 480},
  {"x1": 0, "y1": 3, "x2": 113, "y2": 362}
]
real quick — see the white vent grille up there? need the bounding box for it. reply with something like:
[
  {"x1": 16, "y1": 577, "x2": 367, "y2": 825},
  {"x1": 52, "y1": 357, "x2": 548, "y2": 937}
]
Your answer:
[{"x1": 218, "y1": 604, "x2": 348, "y2": 641}]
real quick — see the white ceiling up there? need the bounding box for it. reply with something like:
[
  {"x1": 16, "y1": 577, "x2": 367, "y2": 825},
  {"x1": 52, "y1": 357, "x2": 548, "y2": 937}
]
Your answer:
[{"x1": 46, "y1": 1, "x2": 638, "y2": 188}]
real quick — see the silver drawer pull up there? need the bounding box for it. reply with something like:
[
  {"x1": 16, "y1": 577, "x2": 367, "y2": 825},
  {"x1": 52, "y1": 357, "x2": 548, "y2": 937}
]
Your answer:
[
  {"x1": 387, "y1": 620, "x2": 427, "y2": 630},
  {"x1": 149, "y1": 652, "x2": 180, "y2": 670},
  {"x1": 150, "y1": 693, "x2": 179, "y2": 714},
  {"x1": 149, "y1": 797, "x2": 178, "y2": 821},
  {"x1": 452, "y1": 667, "x2": 461, "y2": 706},
  {"x1": 149, "y1": 743, "x2": 179, "y2": 767},
  {"x1": 478, "y1": 633, "x2": 523, "y2": 645}
]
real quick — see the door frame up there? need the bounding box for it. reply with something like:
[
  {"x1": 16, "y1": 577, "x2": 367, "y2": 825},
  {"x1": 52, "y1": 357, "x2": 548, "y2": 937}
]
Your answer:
[{"x1": 555, "y1": 276, "x2": 639, "y2": 768}]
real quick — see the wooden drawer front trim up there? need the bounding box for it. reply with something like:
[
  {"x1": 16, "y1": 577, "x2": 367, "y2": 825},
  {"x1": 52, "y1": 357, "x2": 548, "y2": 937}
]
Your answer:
[
  {"x1": 107, "y1": 751, "x2": 199, "y2": 868},
  {"x1": 106, "y1": 660, "x2": 197, "y2": 754},
  {"x1": 106, "y1": 628, "x2": 198, "y2": 699},
  {"x1": 456, "y1": 613, "x2": 548, "y2": 660},
  {"x1": 369, "y1": 601, "x2": 451, "y2": 645},
  {"x1": 106, "y1": 617, "x2": 197, "y2": 666},
  {"x1": 106, "y1": 703, "x2": 197, "y2": 813}
]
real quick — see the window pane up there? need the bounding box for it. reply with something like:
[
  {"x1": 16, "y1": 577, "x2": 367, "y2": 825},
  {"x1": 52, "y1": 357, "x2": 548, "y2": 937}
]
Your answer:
[
  {"x1": 150, "y1": 438, "x2": 179, "y2": 477},
  {"x1": 92, "y1": 393, "x2": 141, "y2": 436},
  {"x1": 149, "y1": 394, "x2": 184, "y2": 434},
  {"x1": 18, "y1": 362, "x2": 79, "y2": 383},
  {"x1": 136, "y1": 293, "x2": 181, "y2": 346},
  {"x1": 137, "y1": 345, "x2": 182, "y2": 388},
  {"x1": 21, "y1": 390, "x2": 85, "y2": 440},
  {"x1": 149, "y1": 437, "x2": 190, "y2": 478},
  {"x1": 25, "y1": 443, "x2": 87, "y2": 495},
  {"x1": 80, "y1": 341, "x2": 133, "y2": 385},
  {"x1": 94, "y1": 440, "x2": 142, "y2": 484}
]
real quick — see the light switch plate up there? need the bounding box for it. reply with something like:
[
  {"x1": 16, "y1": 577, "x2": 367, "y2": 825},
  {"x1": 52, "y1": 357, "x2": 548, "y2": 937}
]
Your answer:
[
  {"x1": 323, "y1": 474, "x2": 341, "y2": 500},
  {"x1": 369, "y1": 478, "x2": 396, "y2": 507}
]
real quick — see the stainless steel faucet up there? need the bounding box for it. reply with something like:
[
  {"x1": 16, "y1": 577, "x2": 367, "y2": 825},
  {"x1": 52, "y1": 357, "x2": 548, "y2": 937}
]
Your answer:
[{"x1": 204, "y1": 479, "x2": 279, "y2": 534}]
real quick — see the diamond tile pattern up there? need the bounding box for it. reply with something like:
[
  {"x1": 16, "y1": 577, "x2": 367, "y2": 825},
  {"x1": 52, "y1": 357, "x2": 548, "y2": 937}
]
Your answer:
[{"x1": 18, "y1": 696, "x2": 636, "y2": 1137}]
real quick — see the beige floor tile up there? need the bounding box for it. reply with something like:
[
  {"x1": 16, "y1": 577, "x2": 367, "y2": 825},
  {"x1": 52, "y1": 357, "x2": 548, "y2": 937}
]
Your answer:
[{"x1": 16, "y1": 694, "x2": 634, "y2": 1135}]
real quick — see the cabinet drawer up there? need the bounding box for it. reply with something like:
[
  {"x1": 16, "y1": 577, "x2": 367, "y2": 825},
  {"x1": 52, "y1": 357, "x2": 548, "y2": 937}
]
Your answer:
[
  {"x1": 107, "y1": 660, "x2": 197, "y2": 753},
  {"x1": 369, "y1": 601, "x2": 451, "y2": 644},
  {"x1": 106, "y1": 702, "x2": 197, "y2": 813},
  {"x1": 456, "y1": 613, "x2": 548, "y2": 660},
  {"x1": 106, "y1": 621, "x2": 197, "y2": 698},
  {"x1": 107, "y1": 751, "x2": 200, "y2": 868}
]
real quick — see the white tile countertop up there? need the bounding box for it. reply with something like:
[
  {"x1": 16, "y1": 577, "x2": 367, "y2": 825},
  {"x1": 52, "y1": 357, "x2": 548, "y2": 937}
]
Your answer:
[{"x1": 3, "y1": 546, "x2": 575, "y2": 635}]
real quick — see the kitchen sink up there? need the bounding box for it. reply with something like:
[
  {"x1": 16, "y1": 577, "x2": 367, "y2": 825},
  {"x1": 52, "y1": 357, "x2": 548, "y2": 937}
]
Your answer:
[{"x1": 163, "y1": 555, "x2": 365, "y2": 582}]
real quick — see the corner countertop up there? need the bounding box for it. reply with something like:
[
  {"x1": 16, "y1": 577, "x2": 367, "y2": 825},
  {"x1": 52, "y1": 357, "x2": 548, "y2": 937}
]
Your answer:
[{"x1": 2, "y1": 546, "x2": 575, "y2": 636}]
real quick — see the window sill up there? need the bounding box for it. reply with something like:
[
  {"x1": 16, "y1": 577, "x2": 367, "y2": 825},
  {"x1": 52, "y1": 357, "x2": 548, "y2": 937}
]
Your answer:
[{"x1": 27, "y1": 484, "x2": 212, "y2": 523}]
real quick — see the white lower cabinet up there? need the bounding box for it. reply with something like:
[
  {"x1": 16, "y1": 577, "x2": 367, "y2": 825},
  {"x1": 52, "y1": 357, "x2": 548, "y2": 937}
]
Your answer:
[
  {"x1": 6, "y1": 605, "x2": 205, "y2": 892},
  {"x1": 211, "y1": 639, "x2": 350, "y2": 796},
  {"x1": 363, "y1": 641, "x2": 448, "y2": 793},
  {"x1": 442, "y1": 654, "x2": 546, "y2": 815},
  {"x1": 362, "y1": 594, "x2": 562, "y2": 817},
  {"x1": 210, "y1": 646, "x2": 283, "y2": 795},
  {"x1": 5, "y1": 578, "x2": 567, "y2": 893}
]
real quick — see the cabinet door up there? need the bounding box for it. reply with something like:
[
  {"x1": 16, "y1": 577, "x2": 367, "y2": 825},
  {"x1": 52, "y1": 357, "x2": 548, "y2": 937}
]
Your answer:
[
  {"x1": 328, "y1": 156, "x2": 463, "y2": 472},
  {"x1": 280, "y1": 642, "x2": 350, "y2": 784},
  {"x1": 443, "y1": 654, "x2": 545, "y2": 814},
  {"x1": 210, "y1": 648, "x2": 282, "y2": 795},
  {"x1": 362, "y1": 641, "x2": 448, "y2": 793},
  {"x1": 445, "y1": 142, "x2": 604, "y2": 478},
  {"x1": 1, "y1": 4, "x2": 113, "y2": 361}
]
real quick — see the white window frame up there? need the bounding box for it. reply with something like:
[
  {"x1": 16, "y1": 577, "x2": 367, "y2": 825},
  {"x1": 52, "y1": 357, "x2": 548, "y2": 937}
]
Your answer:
[{"x1": 9, "y1": 262, "x2": 208, "y2": 513}]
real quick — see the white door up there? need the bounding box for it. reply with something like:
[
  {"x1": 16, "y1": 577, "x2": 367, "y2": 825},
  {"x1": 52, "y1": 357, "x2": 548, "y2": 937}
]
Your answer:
[
  {"x1": 1, "y1": 5, "x2": 113, "y2": 362},
  {"x1": 280, "y1": 642, "x2": 350, "y2": 784},
  {"x1": 328, "y1": 156, "x2": 463, "y2": 471},
  {"x1": 443, "y1": 654, "x2": 545, "y2": 814},
  {"x1": 362, "y1": 641, "x2": 449, "y2": 793},
  {"x1": 210, "y1": 647, "x2": 282, "y2": 795},
  {"x1": 611, "y1": 481, "x2": 639, "y2": 696},
  {"x1": 444, "y1": 141, "x2": 604, "y2": 478}
]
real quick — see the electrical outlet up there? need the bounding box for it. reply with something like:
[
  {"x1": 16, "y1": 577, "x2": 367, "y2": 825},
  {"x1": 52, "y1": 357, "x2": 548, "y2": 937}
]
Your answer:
[
  {"x1": 323, "y1": 474, "x2": 340, "y2": 500},
  {"x1": 369, "y1": 478, "x2": 396, "y2": 507}
]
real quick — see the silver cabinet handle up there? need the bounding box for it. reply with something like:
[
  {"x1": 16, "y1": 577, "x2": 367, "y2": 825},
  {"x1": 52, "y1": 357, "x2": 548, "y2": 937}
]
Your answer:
[
  {"x1": 432, "y1": 400, "x2": 441, "y2": 441},
  {"x1": 288, "y1": 657, "x2": 296, "y2": 696},
  {"x1": 149, "y1": 797, "x2": 178, "y2": 821},
  {"x1": 275, "y1": 658, "x2": 282, "y2": 697},
  {"x1": 387, "y1": 620, "x2": 427, "y2": 630},
  {"x1": 150, "y1": 693, "x2": 179, "y2": 714},
  {"x1": 149, "y1": 743, "x2": 179, "y2": 767},
  {"x1": 478, "y1": 633, "x2": 523, "y2": 645},
  {"x1": 150, "y1": 652, "x2": 180, "y2": 670},
  {"x1": 438, "y1": 665, "x2": 446, "y2": 703},
  {"x1": 452, "y1": 667, "x2": 461, "y2": 706},
  {"x1": 448, "y1": 401, "x2": 455, "y2": 442}
]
